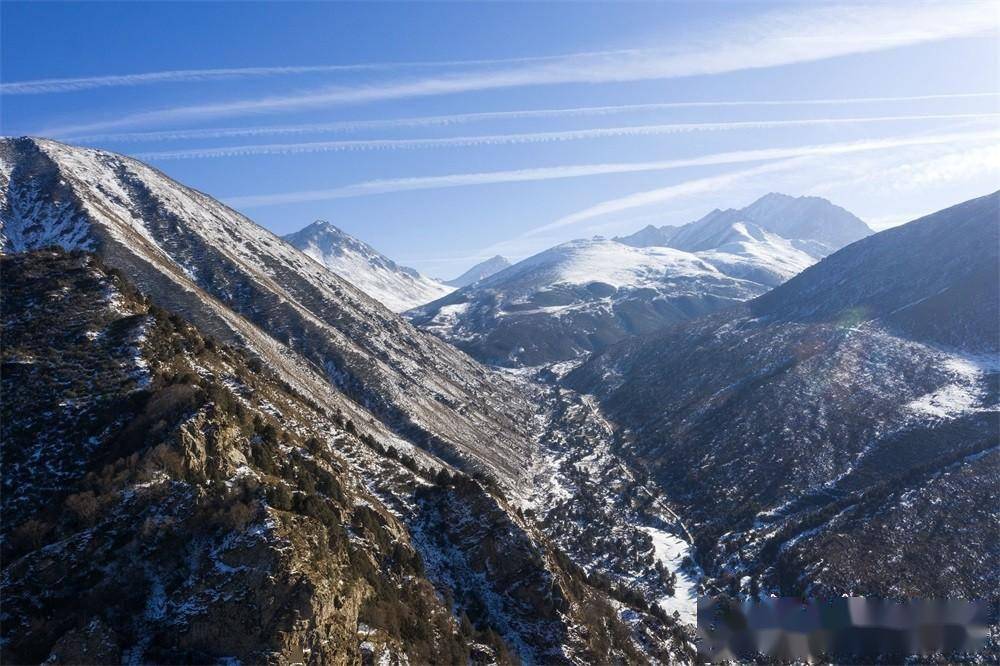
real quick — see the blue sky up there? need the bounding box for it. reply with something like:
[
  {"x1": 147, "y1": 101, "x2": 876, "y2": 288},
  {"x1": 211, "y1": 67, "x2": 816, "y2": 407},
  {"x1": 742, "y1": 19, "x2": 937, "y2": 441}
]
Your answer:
[{"x1": 2, "y1": 1, "x2": 998, "y2": 278}]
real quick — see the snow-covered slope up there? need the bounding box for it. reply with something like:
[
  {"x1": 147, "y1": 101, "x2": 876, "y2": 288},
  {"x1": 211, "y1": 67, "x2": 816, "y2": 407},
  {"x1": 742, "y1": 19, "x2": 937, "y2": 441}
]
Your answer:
[
  {"x1": 621, "y1": 193, "x2": 871, "y2": 285},
  {"x1": 692, "y1": 221, "x2": 818, "y2": 286},
  {"x1": 409, "y1": 238, "x2": 765, "y2": 366},
  {"x1": 567, "y1": 192, "x2": 1000, "y2": 601},
  {"x1": 445, "y1": 254, "x2": 511, "y2": 288},
  {"x1": 502, "y1": 238, "x2": 736, "y2": 290},
  {"x1": 739, "y1": 191, "x2": 872, "y2": 251},
  {"x1": 284, "y1": 220, "x2": 452, "y2": 312}
]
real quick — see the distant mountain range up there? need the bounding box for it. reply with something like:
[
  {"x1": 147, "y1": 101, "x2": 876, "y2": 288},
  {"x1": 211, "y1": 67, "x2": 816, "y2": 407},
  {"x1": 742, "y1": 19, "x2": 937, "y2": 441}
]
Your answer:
[
  {"x1": 410, "y1": 193, "x2": 873, "y2": 366},
  {"x1": 445, "y1": 254, "x2": 511, "y2": 288},
  {"x1": 284, "y1": 220, "x2": 453, "y2": 312}
]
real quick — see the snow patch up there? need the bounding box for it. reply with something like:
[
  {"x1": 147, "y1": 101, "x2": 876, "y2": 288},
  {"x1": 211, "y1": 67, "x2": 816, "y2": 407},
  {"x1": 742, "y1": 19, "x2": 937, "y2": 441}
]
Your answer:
[{"x1": 638, "y1": 525, "x2": 700, "y2": 627}]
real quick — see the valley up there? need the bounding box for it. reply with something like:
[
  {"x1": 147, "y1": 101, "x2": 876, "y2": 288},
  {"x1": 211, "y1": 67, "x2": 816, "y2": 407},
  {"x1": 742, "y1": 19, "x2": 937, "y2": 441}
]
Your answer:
[{"x1": 2, "y1": 137, "x2": 996, "y2": 664}]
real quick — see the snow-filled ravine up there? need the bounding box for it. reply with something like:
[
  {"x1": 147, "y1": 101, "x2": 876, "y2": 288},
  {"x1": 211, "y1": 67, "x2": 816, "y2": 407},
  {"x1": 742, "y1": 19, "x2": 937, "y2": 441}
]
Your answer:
[{"x1": 638, "y1": 525, "x2": 701, "y2": 626}]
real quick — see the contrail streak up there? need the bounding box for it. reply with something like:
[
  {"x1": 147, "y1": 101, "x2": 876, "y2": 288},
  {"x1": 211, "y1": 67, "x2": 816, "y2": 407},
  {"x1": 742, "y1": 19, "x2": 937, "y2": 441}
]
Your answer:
[
  {"x1": 222, "y1": 129, "x2": 999, "y2": 208},
  {"x1": 133, "y1": 113, "x2": 1000, "y2": 161},
  {"x1": 0, "y1": 49, "x2": 639, "y2": 95},
  {"x1": 67, "y1": 92, "x2": 1000, "y2": 144}
]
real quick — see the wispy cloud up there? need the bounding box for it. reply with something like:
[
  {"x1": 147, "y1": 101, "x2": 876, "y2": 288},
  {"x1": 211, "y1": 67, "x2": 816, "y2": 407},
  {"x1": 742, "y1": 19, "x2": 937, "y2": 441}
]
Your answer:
[
  {"x1": 522, "y1": 131, "x2": 1000, "y2": 236},
  {"x1": 223, "y1": 129, "x2": 999, "y2": 208},
  {"x1": 69, "y1": 92, "x2": 1000, "y2": 144},
  {"x1": 132, "y1": 113, "x2": 1000, "y2": 160},
  {"x1": 811, "y1": 143, "x2": 1000, "y2": 196},
  {"x1": 525, "y1": 161, "x2": 805, "y2": 238},
  {"x1": 40, "y1": 1, "x2": 996, "y2": 137},
  {"x1": 0, "y1": 50, "x2": 637, "y2": 95}
]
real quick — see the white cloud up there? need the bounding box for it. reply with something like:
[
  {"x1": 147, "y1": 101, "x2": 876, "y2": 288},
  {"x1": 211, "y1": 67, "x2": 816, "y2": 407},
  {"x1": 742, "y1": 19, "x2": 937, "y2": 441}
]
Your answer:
[
  {"x1": 223, "y1": 129, "x2": 1000, "y2": 208},
  {"x1": 526, "y1": 161, "x2": 804, "y2": 237},
  {"x1": 41, "y1": 1, "x2": 997, "y2": 136},
  {"x1": 822, "y1": 143, "x2": 1000, "y2": 193},
  {"x1": 132, "y1": 113, "x2": 1000, "y2": 161}
]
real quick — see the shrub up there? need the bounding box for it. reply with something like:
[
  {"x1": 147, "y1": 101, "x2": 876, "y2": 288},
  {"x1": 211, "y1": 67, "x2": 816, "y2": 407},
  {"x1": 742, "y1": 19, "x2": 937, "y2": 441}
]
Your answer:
[{"x1": 64, "y1": 491, "x2": 99, "y2": 526}]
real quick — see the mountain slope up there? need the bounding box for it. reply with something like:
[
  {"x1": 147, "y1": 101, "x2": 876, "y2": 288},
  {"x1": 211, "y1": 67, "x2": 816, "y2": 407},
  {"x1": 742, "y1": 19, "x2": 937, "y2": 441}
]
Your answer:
[
  {"x1": 2, "y1": 249, "x2": 678, "y2": 664},
  {"x1": 750, "y1": 192, "x2": 998, "y2": 351},
  {"x1": 445, "y1": 254, "x2": 511, "y2": 288},
  {"x1": 566, "y1": 192, "x2": 999, "y2": 599},
  {"x1": 283, "y1": 220, "x2": 452, "y2": 312},
  {"x1": 0, "y1": 137, "x2": 532, "y2": 486},
  {"x1": 410, "y1": 238, "x2": 765, "y2": 367},
  {"x1": 0, "y1": 138, "x2": 696, "y2": 661}
]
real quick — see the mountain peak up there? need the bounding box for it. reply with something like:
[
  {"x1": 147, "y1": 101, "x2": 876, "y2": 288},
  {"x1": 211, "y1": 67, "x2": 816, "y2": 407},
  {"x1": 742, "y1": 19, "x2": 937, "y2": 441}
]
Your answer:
[
  {"x1": 756, "y1": 191, "x2": 796, "y2": 202},
  {"x1": 291, "y1": 219, "x2": 350, "y2": 241},
  {"x1": 304, "y1": 219, "x2": 337, "y2": 232},
  {"x1": 614, "y1": 223, "x2": 680, "y2": 248},
  {"x1": 739, "y1": 192, "x2": 871, "y2": 248},
  {"x1": 445, "y1": 254, "x2": 511, "y2": 288}
]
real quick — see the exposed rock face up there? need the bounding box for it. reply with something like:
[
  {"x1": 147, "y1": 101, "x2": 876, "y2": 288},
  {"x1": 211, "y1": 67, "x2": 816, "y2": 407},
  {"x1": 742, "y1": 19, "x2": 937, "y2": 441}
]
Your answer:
[
  {"x1": 567, "y1": 192, "x2": 1000, "y2": 599},
  {"x1": 1, "y1": 250, "x2": 687, "y2": 664},
  {"x1": 283, "y1": 220, "x2": 452, "y2": 312}
]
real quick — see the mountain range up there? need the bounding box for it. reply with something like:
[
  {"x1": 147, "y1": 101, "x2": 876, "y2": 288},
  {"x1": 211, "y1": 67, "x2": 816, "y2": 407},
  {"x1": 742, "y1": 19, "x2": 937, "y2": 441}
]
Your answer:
[
  {"x1": 617, "y1": 192, "x2": 870, "y2": 255},
  {"x1": 2, "y1": 136, "x2": 996, "y2": 663},
  {"x1": 409, "y1": 193, "x2": 872, "y2": 367}
]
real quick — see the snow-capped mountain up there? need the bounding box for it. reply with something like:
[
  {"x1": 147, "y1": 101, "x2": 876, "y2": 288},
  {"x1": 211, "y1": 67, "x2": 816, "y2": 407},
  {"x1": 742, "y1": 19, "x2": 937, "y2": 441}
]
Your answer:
[
  {"x1": 411, "y1": 194, "x2": 869, "y2": 367},
  {"x1": 283, "y1": 220, "x2": 452, "y2": 312},
  {"x1": 409, "y1": 237, "x2": 765, "y2": 366},
  {"x1": 0, "y1": 137, "x2": 694, "y2": 663},
  {"x1": 567, "y1": 191, "x2": 1000, "y2": 600},
  {"x1": 445, "y1": 254, "x2": 511, "y2": 288},
  {"x1": 619, "y1": 192, "x2": 871, "y2": 285}
]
